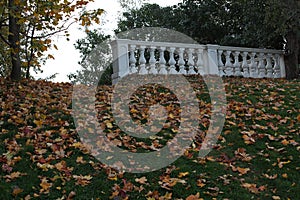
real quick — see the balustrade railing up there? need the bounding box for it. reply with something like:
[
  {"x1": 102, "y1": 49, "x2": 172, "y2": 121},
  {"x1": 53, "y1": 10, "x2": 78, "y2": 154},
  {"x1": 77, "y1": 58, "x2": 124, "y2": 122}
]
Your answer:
[{"x1": 111, "y1": 39, "x2": 286, "y2": 84}]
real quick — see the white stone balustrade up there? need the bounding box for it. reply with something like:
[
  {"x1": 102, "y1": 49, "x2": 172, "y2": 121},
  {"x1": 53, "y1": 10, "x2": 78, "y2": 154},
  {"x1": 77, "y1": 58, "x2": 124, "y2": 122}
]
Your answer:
[
  {"x1": 217, "y1": 46, "x2": 286, "y2": 79},
  {"x1": 111, "y1": 39, "x2": 286, "y2": 84}
]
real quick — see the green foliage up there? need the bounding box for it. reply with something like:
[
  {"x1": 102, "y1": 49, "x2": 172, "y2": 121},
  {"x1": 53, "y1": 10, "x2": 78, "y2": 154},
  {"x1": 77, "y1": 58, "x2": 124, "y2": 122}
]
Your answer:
[
  {"x1": 115, "y1": 0, "x2": 298, "y2": 50},
  {"x1": 68, "y1": 30, "x2": 112, "y2": 85}
]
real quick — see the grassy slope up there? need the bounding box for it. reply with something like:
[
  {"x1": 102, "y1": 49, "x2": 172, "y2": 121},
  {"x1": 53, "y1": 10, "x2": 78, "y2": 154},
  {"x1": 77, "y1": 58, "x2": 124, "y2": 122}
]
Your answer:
[{"x1": 0, "y1": 77, "x2": 299, "y2": 200}]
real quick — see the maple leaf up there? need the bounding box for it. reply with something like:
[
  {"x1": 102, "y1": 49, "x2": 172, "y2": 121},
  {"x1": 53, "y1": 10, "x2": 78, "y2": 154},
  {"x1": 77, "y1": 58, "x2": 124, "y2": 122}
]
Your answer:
[
  {"x1": 241, "y1": 183, "x2": 264, "y2": 194},
  {"x1": 282, "y1": 173, "x2": 288, "y2": 178},
  {"x1": 159, "y1": 192, "x2": 172, "y2": 200},
  {"x1": 4, "y1": 171, "x2": 27, "y2": 182},
  {"x1": 12, "y1": 187, "x2": 24, "y2": 196},
  {"x1": 272, "y1": 196, "x2": 281, "y2": 200},
  {"x1": 196, "y1": 179, "x2": 206, "y2": 188},
  {"x1": 76, "y1": 156, "x2": 86, "y2": 164},
  {"x1": 178, "y1": 172, "x2": 189, "y2": 178},
  {"x1": 135, "y1": 176, "x2": 147, "y2": 184},
  {"x1": 297, "y1": 114, "x2": 300, "y2": 122},
  {"x1": 40, "y1": 177, "x2": 52, "y2": 194},
  {"x1": 263, "y1": 174, "x2": 278, "y2": 179},
  {"x1": 107, "y1": 169, "x2": 118, "y2": 181},
  {"x1": 186, "y1": 192, "x2": 203, "y2": 200},
  {"x1": 67, "y1": 191, "x2": 76, "y2": 200},
  {"x1": 236, "y1": 166, "x2": 250, "y2": 175},
  {"x1": 73, "y1": 175, "x2": 92, "y2": 186}
]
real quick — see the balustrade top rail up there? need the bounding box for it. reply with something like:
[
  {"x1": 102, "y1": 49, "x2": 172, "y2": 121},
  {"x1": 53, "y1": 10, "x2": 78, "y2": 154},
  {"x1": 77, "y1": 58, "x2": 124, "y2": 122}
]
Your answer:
[
  {"x1": 113, "y1": 39, "x2": 284, "y2": 54},
  {"x1": 112, "y1": 39, "x2": 207, "y2": 50}
]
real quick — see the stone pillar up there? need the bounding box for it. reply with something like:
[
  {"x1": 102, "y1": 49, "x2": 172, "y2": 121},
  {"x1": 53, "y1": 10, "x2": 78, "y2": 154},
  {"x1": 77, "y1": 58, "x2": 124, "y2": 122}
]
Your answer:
[
  {"x1": 111, "y1": 39, "x2": 130, "y2": 84},
  {"x1": 279, "y1": 54, "x2": 286, "y2": 78},
  {"x1": 205, "y1": 45, "x2": 220, "y2": 75}
]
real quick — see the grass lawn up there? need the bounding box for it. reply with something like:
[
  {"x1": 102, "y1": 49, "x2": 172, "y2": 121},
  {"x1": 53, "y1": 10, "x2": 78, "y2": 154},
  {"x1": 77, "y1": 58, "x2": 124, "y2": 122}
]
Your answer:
[{"x1": 0, "y1": 76, "x2": 299, "y2": 200}]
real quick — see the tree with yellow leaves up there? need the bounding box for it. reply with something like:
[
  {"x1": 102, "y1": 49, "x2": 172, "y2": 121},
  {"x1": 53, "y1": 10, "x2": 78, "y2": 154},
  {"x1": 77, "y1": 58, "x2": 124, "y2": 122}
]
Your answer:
[{"x1": 0, "y1": 0, "x2": 103, "y2": 80}]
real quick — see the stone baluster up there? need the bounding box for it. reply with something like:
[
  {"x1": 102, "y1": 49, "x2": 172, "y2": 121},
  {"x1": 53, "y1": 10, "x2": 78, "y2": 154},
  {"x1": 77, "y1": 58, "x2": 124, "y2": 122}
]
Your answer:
[
  {"x1": 178, "y1": 48, "x2": 186, "y2": 74},
  {"x1": 273, "y1": 54, "x2": 281, "y2": 78},
  {"x1": 249, "y1": 52, "x2": 258, "y2": 78},
  {"x1": 196, "y1": 49, "x2": 204, "y2": 75},
  {"x1": 187, "y1": 48, "x2": 196, "y2": 74},
  {"x1": 159, "y1": 47, "x2": 168, "y2": 74},
  {"x1": 242, "y1": 52, "x2": 250, "y2": 77},
  {"x1": 265, "y1": 53, "x2": 273, "y2": 78},
  {"x1": 139, "y1": 46, "x2": 148, "y2": 74},
  {"x1": 233, "y1": 51, "x2": 242, "y2": 76},
  {"x1": 168, "y1": 47, "x2": 177, "y2": 74},
  {"x1": 148, "y1": 46, "x2": 157, "y2": 74},
  {"x1": 218, "y1": 50, "x2": 225, "y2": 76},
  {"x1": 258, "y1": 53, "x2": 266, "y2": 78},
  {"x1": 225, "y1": 51, "x2": 233, "y2": 76},
  {"x1": 129, "y1": 45, "x2": 137, "y2": 73}
]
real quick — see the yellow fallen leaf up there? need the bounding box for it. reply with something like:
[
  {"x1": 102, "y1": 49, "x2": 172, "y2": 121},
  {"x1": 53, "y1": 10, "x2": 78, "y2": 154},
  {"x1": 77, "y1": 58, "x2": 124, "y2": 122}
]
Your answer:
[
  {"x1": 272, "y1": 196, "x2": 281, "y2": 200},
  {"x1": 107, "y1": 170, "x2": 117, "y2": 181},
  {"x1": 76, "y1": 156, "x2": 86, "y2": 164},
  {"x1": 106, "y1": 122, "x2": 113, "y2": 129},
  {"x1": 178, "y1": 172, "x2": 189, "y2": 178}
]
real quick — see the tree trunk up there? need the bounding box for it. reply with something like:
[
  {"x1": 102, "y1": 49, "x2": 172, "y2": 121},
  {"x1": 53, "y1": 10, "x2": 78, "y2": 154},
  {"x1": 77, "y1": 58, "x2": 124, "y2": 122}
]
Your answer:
[
  {"x1": 284, "y1": 30, "x2": 299, "y2": 80},
  {"x1": 8, "y1": 0, "x2": 22, "y2": 80}
]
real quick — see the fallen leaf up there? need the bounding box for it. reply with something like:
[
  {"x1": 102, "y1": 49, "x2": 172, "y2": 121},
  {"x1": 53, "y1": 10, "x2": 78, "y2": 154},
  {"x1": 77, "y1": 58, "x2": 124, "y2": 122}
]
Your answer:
[
  {"x1": 237, "y1": 167, "x2": 250, "y2": 175},
  {"x1": 241, "y1": 183, "x2": 261, "y2": 194},
  {"x1": 178, "y1": 172, "x2": 189, "y2": 178},
  {"x1": 135, "y1": 176, "x2": 147, "y2": 184},
  {"x1": 40, "y1": 177, "x2": 52, "y2": 194},
  {"x1": 73, "y1": 175, "x2": 92, "y2": 186},
  {"x1": 186, "y1": 192, "x2": 203, "y2": 200},
  {"x1": 272, "y1": 196, "x2": 281, "y2": 200},
  {"x1": 12, "y1": 187, "x2": 23, "y2": 196}
]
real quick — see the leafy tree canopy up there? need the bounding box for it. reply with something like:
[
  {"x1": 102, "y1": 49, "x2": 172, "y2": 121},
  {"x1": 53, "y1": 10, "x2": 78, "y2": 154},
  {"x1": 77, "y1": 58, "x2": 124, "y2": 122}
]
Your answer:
[{"x1": 0, "y1": 0, "x2": 103, "y2": 80}]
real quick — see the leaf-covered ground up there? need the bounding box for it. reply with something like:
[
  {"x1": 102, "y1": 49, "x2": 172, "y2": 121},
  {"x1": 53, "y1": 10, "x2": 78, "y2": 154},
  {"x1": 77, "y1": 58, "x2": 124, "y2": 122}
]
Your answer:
[{"x1": 0, "y1": 76, "x2": 299, "y2": 200}]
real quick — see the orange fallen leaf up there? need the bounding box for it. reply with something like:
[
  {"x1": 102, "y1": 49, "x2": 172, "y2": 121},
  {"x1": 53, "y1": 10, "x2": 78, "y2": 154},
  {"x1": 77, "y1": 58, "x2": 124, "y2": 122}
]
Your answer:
[
  {"x1": 196, "y1": 179, "x2": 206, "y2": 188},
  {"x1": 186, "y1": 192, "x2": 203, "y2": 200},
  {"x1": 40, "y1": 177, "x2": 52, "y2": 194},
  {"x1": 282, "y1": 173, "x2": 288, "y2": 178},
  {"x1": 237, "y1": 167, "x2": 250, "y2": 175},
  {"x1": 67, "y1": 191, "x2": 76, "y2": 200},
  {"x1": 241, "y1": 183, "x2": 259, "y2": 194},
  {"x1": 178, "y1": 172, "x2": 189, "y2": 178},
  {"x1": 281, "y1": 139, "x2": 289, "y2": 146},
  {"x1": 12, "y1": 187, "x2": 23, "y2": 196}
]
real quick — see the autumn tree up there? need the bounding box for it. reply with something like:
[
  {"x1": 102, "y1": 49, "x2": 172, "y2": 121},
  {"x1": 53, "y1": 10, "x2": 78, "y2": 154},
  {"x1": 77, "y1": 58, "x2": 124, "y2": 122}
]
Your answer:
[{"x1": 0, "y1": 0, "x2": 103, "y2": 80}]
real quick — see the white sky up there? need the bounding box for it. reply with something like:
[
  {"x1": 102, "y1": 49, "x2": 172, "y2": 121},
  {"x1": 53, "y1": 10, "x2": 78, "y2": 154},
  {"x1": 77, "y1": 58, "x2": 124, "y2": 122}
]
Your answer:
[{"x1": 35, "y1": 0, "x2": 181, "y2": 82}]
